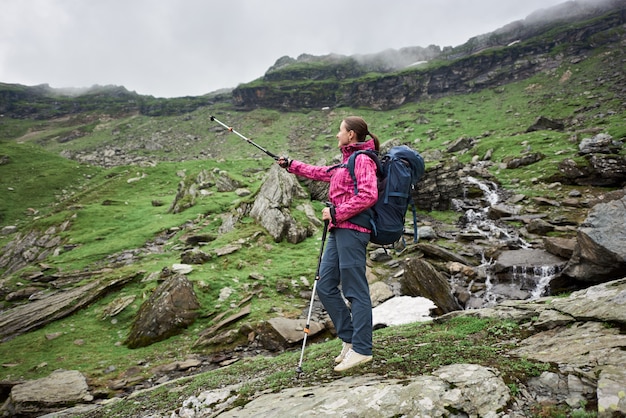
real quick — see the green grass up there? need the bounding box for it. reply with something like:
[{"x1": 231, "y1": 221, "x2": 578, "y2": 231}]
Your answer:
[{"x1": 0, "y1": 140, "x2": 101, "y2": 227}]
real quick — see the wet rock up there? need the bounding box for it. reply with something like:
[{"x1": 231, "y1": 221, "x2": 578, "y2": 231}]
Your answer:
[
  {"x1": 488, "y1": 203, "x2": 521, "y2": 219},
  {"x1": 494, "y1": 249, "x2": 567, "y2": 276},
  {"x1": 544, "y1": 236, "x2": 576, "y2": 259}
]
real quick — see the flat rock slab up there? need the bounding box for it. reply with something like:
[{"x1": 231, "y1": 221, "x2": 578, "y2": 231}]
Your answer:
[
  {"x1": 217, "y1": 364, "x2": 509, "y2": 418},
  {"x1": 494, "y1": 249, "x2": 567, "y2": 272}
]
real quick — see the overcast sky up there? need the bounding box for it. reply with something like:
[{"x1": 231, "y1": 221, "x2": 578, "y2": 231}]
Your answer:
[{"x1": 1, "y1": 0, "x2": 568, "y2": 98}]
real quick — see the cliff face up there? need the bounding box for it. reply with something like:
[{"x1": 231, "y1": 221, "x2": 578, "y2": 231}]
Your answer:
[{"x1": 232, "y1": 6, "x2": 626, "y2": 111}]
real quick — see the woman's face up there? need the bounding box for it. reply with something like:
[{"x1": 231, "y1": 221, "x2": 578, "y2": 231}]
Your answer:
[{"x1": 336, "y1": 120, "x2": 353, "y2": 148}]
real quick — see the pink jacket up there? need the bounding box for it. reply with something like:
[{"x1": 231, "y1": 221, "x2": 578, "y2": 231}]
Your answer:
[{"x1": 288, "y1": 139, "x2": 378, "y2": 232}]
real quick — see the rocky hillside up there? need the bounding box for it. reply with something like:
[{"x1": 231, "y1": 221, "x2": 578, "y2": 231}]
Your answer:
[
  {"x1": 231, "y1": 0, "x2": 626, "y2": 110},
  {"x1": 0, "y1": 1, "x2": 625, "y2": 417}
]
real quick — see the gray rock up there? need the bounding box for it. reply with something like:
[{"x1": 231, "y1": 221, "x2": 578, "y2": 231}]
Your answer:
[
  {"x1": 597, "y1": 364, "x2": 626, "y2": 416},
  {"x1": 550, "y1": 277, "x2": 626, "y2": 323},
  {"x1": 216, "y1": 364, "x2": 509, "y2": 418},
  {"x1": 249, "y1": 165, "x2": 311, "y2": 243},
  {"x1": 0, "y1": 273, "x2": 138, "y2": 342},
  {"x1": 562, "y1": 196, "x2": 626, "y2": 282},
  {"x1": 369, "y1": 281, "x2": 394, "y2": 307},
  {"x1": 2, "y1": 370, "x2": 92, "y2": 416},
  {"x1": 494, "y1": 249, "x2": 567, "y2": 276},
  {"x1": 125, "y1": 274, "x2": 200, "y2": 348},
  {"x1": 401, "y1": 258, "x2": 462, "y2": 314},
  {"x1": 578, "y1": 133, "x2": 618, "y2": 154}
]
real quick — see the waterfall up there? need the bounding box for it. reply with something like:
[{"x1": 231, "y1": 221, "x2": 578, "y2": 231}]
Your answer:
[
  {"x1": 457, "y1": 176, "x2": 562, "y2": 308},
  {"x1": 466, "y1": 176, "x2": 499, "y2": 205},
  {"x1": 458, "y1": 176, "x2": 530, "y2": 248},
  {"x1": 530, "y1": 265, "x2": 558, "y2": 299}
]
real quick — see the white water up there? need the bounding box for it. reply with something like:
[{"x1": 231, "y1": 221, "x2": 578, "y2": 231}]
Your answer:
[{"x1": 459, "y1": 177, "x2": 559, "y2": 305}]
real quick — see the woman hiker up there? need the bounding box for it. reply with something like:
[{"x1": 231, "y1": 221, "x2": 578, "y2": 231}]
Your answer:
[{"x1": 278, "y1": 116, "x2": 379, "y2": 372}]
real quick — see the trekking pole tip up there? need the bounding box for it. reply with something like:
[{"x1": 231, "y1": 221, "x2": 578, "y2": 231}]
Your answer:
[{"x1": 210, "y1": 115, "x2": 215, "y2": 121}]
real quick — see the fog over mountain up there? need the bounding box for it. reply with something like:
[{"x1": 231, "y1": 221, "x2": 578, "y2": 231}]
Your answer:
[{"x1": 0, "y1": 0, "x2": 592, "y2": 98}]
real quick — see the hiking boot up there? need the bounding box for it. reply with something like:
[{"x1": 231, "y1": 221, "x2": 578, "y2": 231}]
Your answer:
[
  {"x1": 333, "y1": 349, "x2": 372, "y2": 372},
  {"x1": 334, "y1": 342, "x2": 353, "y2": 364}
]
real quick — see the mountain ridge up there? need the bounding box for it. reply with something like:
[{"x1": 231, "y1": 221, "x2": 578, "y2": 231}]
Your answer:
[{"x1": 1, "y1": 0, "x2": 623, "y2": 118}]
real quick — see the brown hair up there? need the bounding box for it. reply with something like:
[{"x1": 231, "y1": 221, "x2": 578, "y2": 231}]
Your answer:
[{"x1": 343, "y1": 116, "x2": 380, "y2": 151}]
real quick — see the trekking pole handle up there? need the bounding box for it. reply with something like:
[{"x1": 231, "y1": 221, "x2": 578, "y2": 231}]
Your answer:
[{"x1": 210, "y1": 116, "x2": 279, "y2": 160}]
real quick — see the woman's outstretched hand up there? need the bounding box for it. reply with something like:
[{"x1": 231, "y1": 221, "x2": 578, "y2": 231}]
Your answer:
[{"x1": 277, "y1": 157, "x2": 291, "y2": 169}]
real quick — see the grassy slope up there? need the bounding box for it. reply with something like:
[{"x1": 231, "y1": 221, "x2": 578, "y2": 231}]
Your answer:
[{"x1": 0, "y1": 34, "x2": 624, "y2": 417}]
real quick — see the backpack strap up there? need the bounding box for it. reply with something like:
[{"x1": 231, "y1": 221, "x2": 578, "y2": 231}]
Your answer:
[
  {"x1": 345, "y1": 150, "x2": 382, "y2": 195},
  {"x1": 410, "y1": 197, "x2": 419, "y2": 243},
  {"x1": 326, "y1": 150, "x2": 382, "y2": 195}
]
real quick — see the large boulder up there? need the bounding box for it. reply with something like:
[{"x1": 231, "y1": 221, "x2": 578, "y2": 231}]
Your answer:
[
  {"x1": 125, "y1": 274, "x2": 200, "y2": 348},
  {"x1": 249, "y1": 165, "x2": 313, "y2": 243},
  {"x1": 401, "y1": 257, "x2": 462, "y2": 314},
  {"x1": 561, "y1": 195, "x2": 626, "y2": 283}
]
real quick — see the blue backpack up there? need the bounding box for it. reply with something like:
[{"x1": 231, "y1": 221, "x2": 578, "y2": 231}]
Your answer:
[{"x1": 336, "y1": 145, "x2": 425, "y2": 246}]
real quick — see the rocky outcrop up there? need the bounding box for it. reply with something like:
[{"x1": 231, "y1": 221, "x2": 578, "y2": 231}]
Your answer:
[
  {"x1": 249, "y1": 165, "x2": 318, "y2": 243},
  {"x1": 413, "y1": 159, "x2": 465, "y2": 211},
  {"x1": 125, "y1": 274, "x2": 200, "y2": 349},
  {"x1": 232, "y1": 8, "x2": 626, "y2": 111},
  {"x1": 561, "y1": 195, "x2": 626, "y2": 283},
  {"x1": 168, "y1": 168, "x2": 240, "y2": 214},
  {"x1": 6, "y1": 279, "x2": 624, "y2": 417},
  {"x1": 218, "y1": 364, "x2": 510, "y2": 417},
  {"x1": 0, "y1": 271, "x2": 140, "y2": 342},
  {"x1": 0, "y1": 221, "x2": 72, "y2": 277}
]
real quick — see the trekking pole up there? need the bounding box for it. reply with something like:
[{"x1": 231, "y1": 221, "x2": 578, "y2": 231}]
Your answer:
[
  {"x1": 210, "y1": 116, "x2": 279, "y2": 160},
  {"x1": 295, "y1": 219, "x2": 330, "y2": 378}
]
